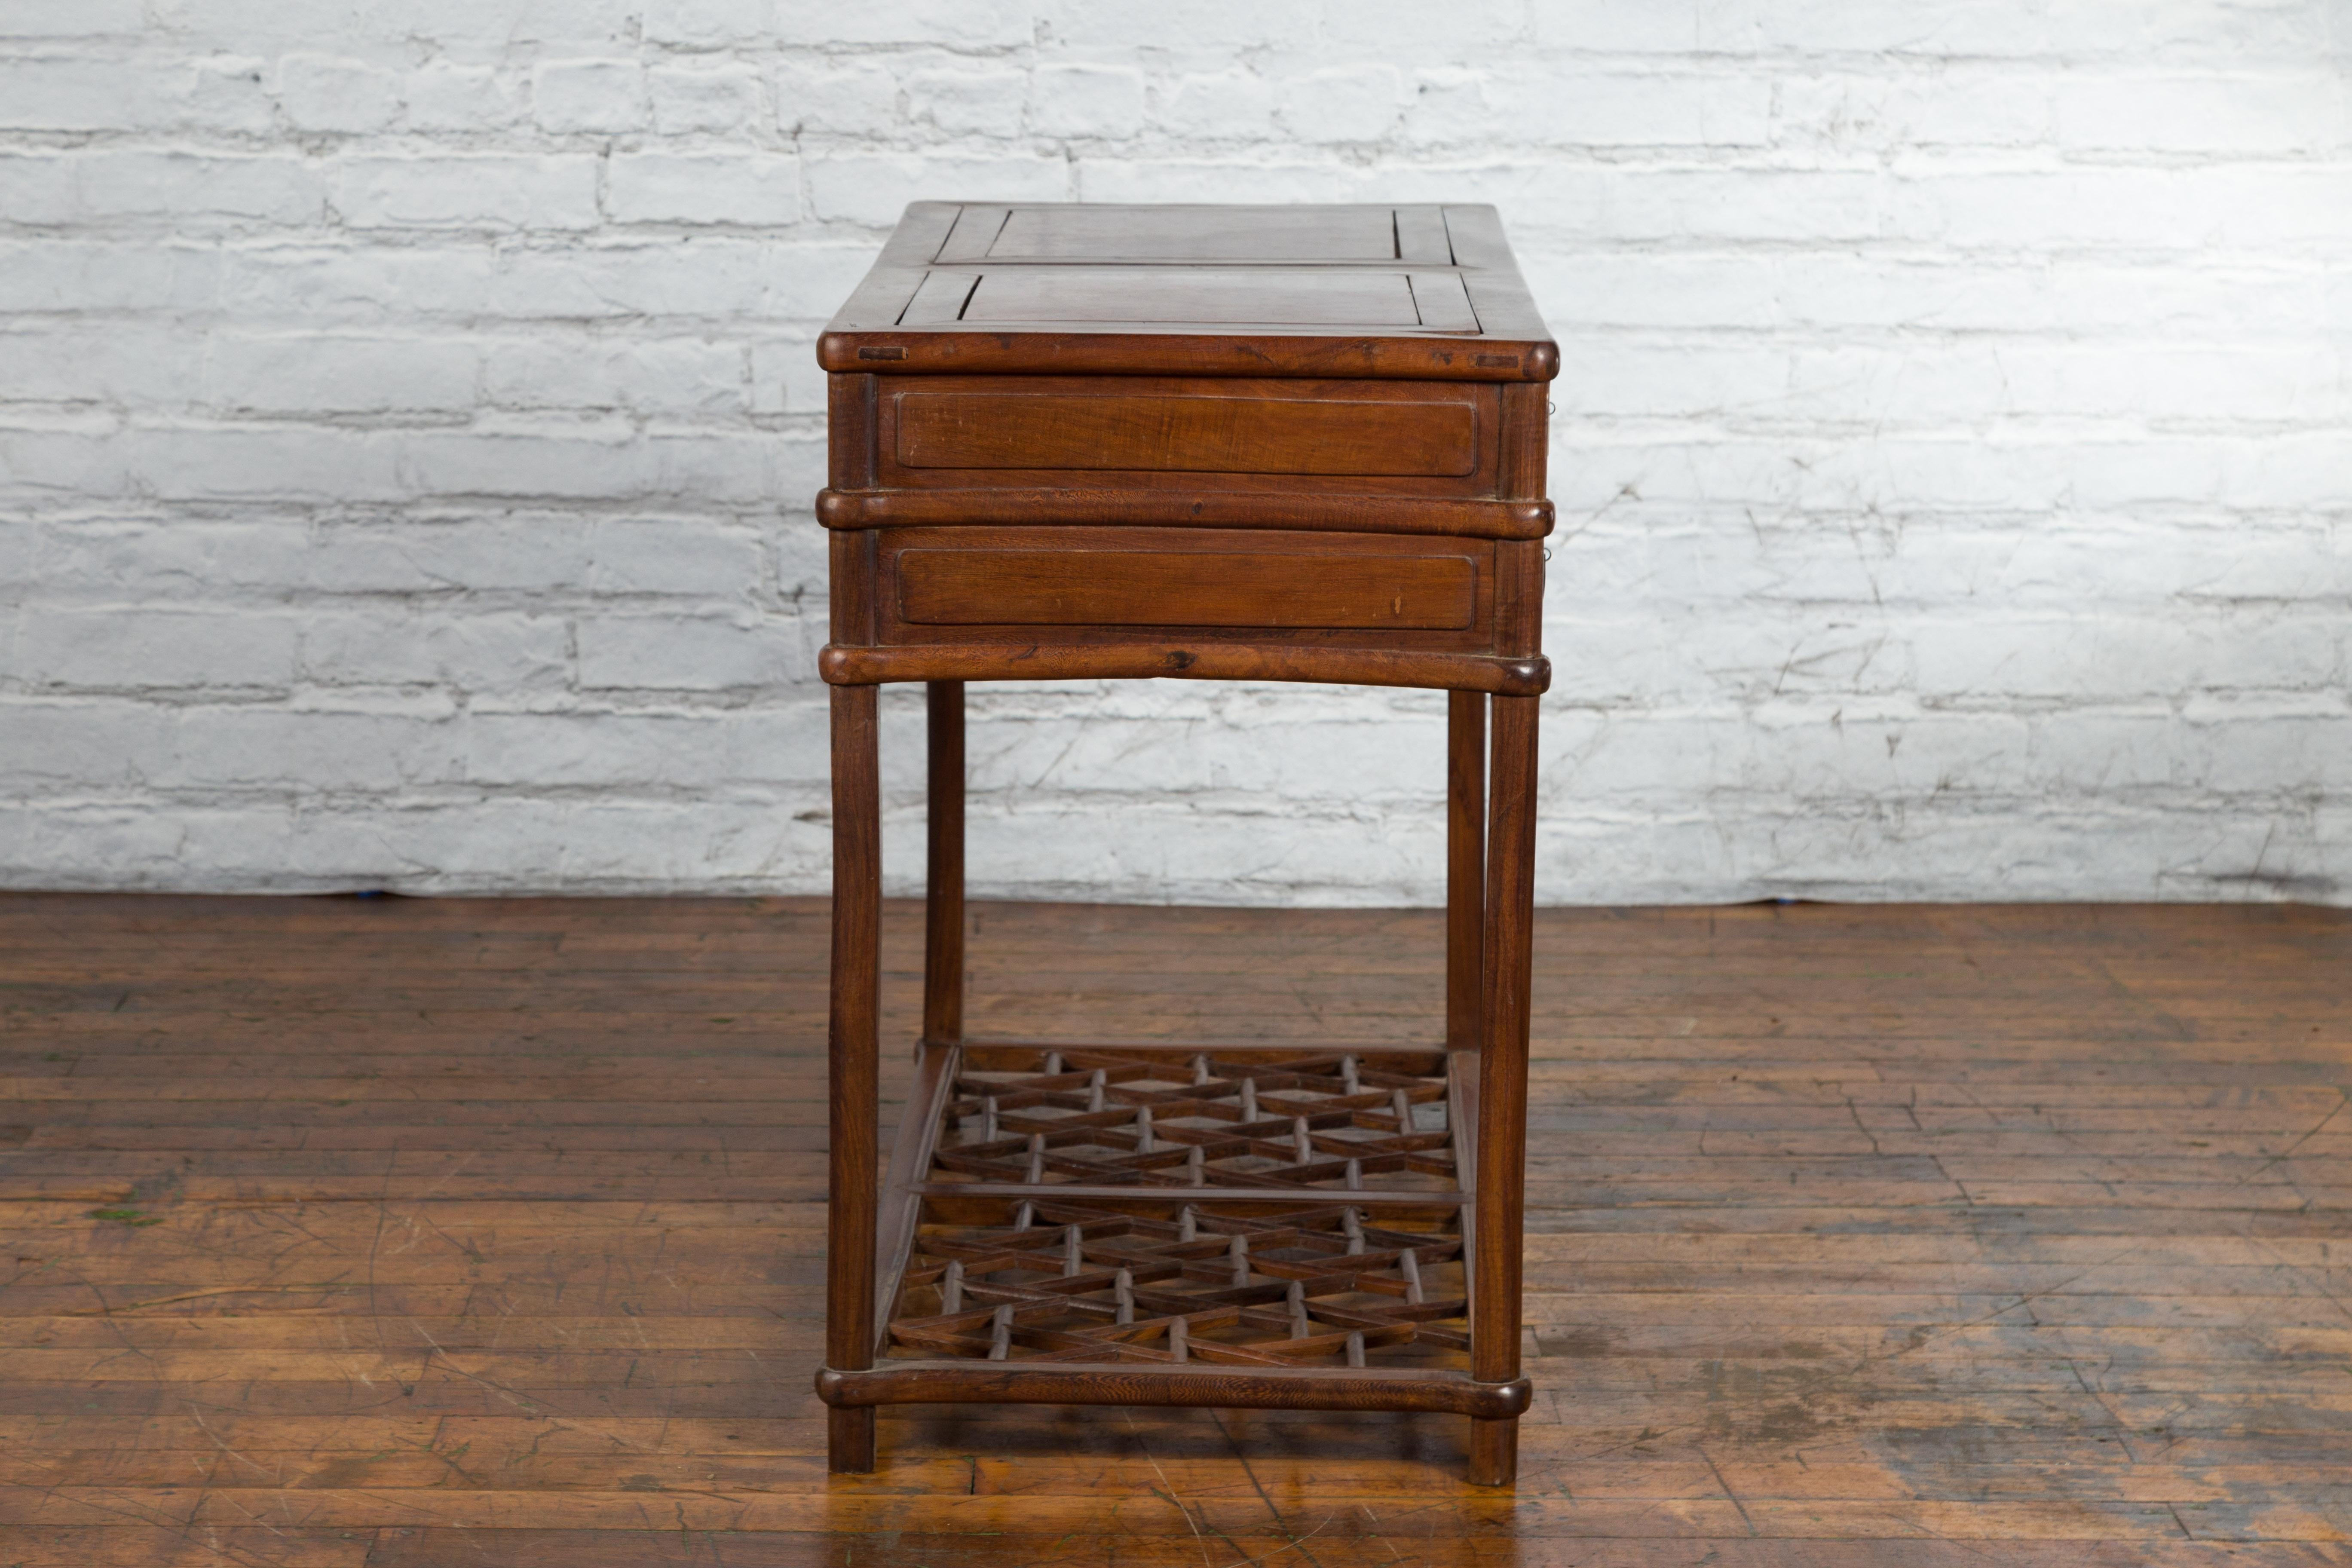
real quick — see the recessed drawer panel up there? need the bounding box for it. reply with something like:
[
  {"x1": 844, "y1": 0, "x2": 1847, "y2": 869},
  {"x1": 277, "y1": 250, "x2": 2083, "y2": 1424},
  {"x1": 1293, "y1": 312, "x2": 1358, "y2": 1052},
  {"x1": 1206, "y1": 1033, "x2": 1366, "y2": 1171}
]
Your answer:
[
  {"x1": 897, "y1": 391, "x2": 1475, "y2": 477},
  {"x1": 876, "y1": 376, "x2": 1497, "y2": 495},
  {"x1": 873, "y1": 526, "x2": 1498, "y2": 653},
  {"x1": 898, "y1": 547, "x2": 1477, "y2": 631}
]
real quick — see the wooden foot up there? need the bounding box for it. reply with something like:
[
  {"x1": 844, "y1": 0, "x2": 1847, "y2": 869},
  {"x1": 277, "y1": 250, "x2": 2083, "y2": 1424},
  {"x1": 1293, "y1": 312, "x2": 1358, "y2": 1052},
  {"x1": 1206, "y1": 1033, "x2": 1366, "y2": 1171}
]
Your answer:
[
  {"x1": 827, "y1": 1406, "x2": 876, "y2": 1474},
  {"x1": 1467, "y1": 1416, "x2": 1518, "y2": 1486}
]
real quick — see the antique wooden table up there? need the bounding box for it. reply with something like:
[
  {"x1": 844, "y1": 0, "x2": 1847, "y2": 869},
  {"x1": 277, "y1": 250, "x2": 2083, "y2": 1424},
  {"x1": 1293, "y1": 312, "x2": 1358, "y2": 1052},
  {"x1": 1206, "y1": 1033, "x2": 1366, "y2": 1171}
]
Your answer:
[{"x1": 812, "y1": 202, "x2": 1555, "y2": 1486}]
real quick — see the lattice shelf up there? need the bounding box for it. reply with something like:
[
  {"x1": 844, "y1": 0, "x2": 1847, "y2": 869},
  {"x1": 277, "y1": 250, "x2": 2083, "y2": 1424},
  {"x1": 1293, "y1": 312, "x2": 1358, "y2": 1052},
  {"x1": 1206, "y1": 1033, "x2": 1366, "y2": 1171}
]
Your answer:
[
  {"x1": 887, "y1": 1199, "x2": 1469, "y2": 1369},
  {"x1": 929, "y1": 1046, "x2": 1456, "y2": 1192}
]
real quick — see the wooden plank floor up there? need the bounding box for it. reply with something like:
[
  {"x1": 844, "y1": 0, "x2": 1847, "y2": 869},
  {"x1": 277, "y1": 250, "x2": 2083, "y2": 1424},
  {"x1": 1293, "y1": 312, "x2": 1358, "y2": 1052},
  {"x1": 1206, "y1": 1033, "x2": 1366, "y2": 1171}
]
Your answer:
[{"x1": 0, "y1": 894, "x2": 2347, "y2": 1567}]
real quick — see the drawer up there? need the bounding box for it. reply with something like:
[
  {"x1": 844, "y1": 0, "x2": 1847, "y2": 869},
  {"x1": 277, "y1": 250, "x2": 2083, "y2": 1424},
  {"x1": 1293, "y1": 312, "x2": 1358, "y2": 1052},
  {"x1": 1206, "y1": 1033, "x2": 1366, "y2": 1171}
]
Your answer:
[
  {"x1": 873, "y1": 527, "x2": 1497, "y2": 652},
  {"x1": 873, "y1": 376, "x2": 1498, "y2": 497}
]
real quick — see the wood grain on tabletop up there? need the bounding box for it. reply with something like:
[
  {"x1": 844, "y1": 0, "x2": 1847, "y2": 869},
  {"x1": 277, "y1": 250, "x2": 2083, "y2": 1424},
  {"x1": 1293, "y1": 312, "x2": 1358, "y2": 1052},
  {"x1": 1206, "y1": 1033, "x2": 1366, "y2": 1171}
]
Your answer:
[{"x1": 0, "y1": 893, "x2": 2348, "y2": 1564}]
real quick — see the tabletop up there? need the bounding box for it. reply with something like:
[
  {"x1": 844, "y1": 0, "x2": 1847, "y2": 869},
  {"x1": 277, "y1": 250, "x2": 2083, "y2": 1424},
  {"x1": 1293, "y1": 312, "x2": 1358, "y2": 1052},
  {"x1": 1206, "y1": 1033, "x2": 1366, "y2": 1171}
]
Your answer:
[{"x1": 818, "y1": 202, "x2": 1557, "y2": 383}]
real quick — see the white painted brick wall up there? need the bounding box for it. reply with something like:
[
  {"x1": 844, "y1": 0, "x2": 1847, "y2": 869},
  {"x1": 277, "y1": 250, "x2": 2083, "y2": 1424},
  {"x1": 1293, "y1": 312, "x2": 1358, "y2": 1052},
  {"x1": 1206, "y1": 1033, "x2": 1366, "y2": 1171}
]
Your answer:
[{"x1": 3, "y1": 2, "x2": 2348, "y2": 905}]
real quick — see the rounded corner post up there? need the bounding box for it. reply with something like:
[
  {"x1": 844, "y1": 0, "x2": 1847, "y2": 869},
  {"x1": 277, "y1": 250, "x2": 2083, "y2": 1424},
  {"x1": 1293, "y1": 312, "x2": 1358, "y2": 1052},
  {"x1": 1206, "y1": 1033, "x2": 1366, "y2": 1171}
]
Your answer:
[{"x1": 1470, "y1": 691, "x2": 1540, "y2": 1486}]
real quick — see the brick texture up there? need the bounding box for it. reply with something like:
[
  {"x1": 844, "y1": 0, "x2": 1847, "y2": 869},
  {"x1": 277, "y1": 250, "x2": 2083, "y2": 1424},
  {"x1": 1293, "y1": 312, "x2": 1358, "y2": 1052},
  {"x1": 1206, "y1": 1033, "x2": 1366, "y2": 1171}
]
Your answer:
[{"x1": 3, "y1": 3, "x2": 2347, "y2": 903}]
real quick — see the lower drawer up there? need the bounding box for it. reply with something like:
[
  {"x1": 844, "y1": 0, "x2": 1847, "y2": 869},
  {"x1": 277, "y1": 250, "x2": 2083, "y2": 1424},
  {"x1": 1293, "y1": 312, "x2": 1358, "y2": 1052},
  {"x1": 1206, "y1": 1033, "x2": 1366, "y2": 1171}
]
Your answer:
[{"x1": 873, "y1": 527, "x2": 1496, "y2": 650}]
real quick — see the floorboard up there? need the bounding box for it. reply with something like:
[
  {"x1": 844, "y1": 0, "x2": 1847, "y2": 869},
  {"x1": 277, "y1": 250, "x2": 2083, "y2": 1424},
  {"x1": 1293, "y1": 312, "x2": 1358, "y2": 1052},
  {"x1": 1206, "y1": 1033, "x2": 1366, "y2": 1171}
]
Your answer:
[{"x1": 0, "y1": 894, "x2": 2346, "y2": 1565}]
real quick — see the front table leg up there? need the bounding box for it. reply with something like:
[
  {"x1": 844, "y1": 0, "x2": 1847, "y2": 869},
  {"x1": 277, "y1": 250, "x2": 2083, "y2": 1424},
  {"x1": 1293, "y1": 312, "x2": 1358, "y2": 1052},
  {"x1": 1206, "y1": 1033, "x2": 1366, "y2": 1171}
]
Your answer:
[
  {"x1": 1470, "y1": 692, "x2": 1539, "y2": 1486},
  {"x1": 827, "y1": 684, "x2": 882, "y2": 1473}
]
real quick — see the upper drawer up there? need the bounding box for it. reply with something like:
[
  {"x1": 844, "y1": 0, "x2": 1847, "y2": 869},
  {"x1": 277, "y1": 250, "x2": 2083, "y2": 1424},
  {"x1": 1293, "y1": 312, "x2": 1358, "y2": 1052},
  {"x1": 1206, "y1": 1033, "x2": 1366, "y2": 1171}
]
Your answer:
[{"x1": 873, "y1": 376, "x2": 1498, "y2": 498}]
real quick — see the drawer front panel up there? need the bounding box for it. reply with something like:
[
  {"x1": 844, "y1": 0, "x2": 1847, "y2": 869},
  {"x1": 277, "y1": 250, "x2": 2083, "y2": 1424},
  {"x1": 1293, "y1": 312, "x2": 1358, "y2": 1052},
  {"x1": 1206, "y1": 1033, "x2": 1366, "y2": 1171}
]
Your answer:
[
  {"x1": 876, "y1": 527, "x2": 1496, "y2": 652},
  {"x1": 876, "y1": 377, "x2": 1498, "y2": 496},
  {"x1": 899, "y1": 548, "x2": 1476, "y2": 631},
  {"x1": 897, "y1": 392, "x2": 1475, "y2": 477}
]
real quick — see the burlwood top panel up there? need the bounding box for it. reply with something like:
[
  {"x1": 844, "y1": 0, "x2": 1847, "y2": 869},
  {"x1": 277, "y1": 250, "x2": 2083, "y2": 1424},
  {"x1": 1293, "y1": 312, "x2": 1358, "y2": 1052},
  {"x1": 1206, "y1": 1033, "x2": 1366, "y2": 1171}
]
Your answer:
[{"x1": 821, "y1": 202, "x2": 1556, "y2": 382}]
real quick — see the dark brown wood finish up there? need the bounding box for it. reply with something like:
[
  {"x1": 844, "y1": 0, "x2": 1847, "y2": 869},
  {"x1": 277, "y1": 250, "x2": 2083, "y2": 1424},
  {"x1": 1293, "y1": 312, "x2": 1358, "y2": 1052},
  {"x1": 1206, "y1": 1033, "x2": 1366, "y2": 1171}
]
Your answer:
[
  {"x1": 1447, "y1": 692, "x2": 1487, "y2": 1054},
  {"x1": 821, "y1": 1363, "x2": 1532, "y2": 1418},
  {"x1": 915, "y1": 1185, "x2": 1465, "y2": 1215},
  {"x1": 824, "y1": 686, "x2": 882, "y2": 1474},
  {"x1": 819, "y1": 202, "x2": 1558, "y2": 381},
  {"x1": 888, "y1": 530, "x2": 1490, "y2": 638},
  {"x1": 897, "y1": 548, "x2": 1476, "y2": 631},
  {"x1": 914, "y1": 1044, "x2": 1458, "y2": 1194},
  {"x1": 882, "y1": 377, "x2": 1494, "y2": 491},
  {"x1": 888, "y1": 379, "x2": 1488, "y2": 480},
  {"x1": 3, "y1": 894, "x2": 2348, "y2": 1566},
  {"x1": 922, "y1": 681, "x2": 965, "y2": 1050},
  {"x1": 1470, "y1": 692, "x2": 1541, "y2": 1486},
  {"x1": 819, "y1": 640, "x2": 1548, "y2": 696},
  {"x1": 820, "y1": 201, "x2": 1557, "y2": 1484},
  {"x1": 872, "y1": 1041, "x2": 958, "y2": 1357},
  {"x1": 818, "y1": 486, "x2": 1554, "y2": 538},
  {"x1": 1476, "y1": 380, "x2": 1547, "y2": 1336}
]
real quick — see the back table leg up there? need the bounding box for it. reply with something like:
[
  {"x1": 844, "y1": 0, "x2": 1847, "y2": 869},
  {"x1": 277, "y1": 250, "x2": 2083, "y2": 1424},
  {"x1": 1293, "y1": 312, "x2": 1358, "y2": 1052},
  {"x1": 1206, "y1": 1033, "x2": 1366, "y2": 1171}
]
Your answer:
[
  {"x1": 1469, "y1": 691, "x2": 1539, "y2": 1486},
  {"x1": 1447, "y1": 692, "x2": 1487, "y2": 1054},
  {"x1": 925, "y1": 681, "x2": 966, "y2": 1047},
  {"x1": 827, "y1": 685, "x2": 882, "y2": 1474}
]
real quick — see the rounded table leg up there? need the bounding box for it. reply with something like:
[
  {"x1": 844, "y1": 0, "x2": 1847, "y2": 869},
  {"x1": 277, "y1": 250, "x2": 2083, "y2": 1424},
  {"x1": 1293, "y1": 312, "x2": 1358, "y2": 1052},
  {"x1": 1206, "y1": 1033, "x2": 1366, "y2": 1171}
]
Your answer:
[
  {"x1": 1447, "y1": 691, "x2": 1486, "y2": 1053},
  {"x1": 1470, "y1": 692, "x2": 1539, "y2": 1486},
  {"x1": 924, "y1": 680, "x2": 966, "y2": 1047},
  {"x1": 827, "y1": 684, "x2": 882, "y2": 1474}
]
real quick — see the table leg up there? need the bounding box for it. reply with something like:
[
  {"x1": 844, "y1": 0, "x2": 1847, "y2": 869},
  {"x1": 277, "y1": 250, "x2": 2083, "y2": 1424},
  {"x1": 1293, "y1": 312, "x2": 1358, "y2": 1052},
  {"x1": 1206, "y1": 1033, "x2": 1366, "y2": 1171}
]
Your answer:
[
  {"x1": 827, "y1": 684, "x2": 881, "y2": 1473},
  {"x1": 924, "y1": 680, "x2": 966, "y2": 1047},
  {"x1": 1447, "y1": 692, "x2": 1486, "y2": 1054},
  {"x1": 1470, "y1": 691, "x2": 1538, "y2": 1486}
]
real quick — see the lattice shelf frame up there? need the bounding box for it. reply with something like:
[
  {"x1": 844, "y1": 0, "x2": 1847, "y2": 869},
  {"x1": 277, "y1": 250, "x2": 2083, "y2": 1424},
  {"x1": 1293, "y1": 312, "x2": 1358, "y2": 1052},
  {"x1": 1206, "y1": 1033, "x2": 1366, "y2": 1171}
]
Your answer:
[
  {"x1": 887, "y1": 1198, "x2": 1470, "y2": 1369},
  {"x1": 930, "y1": 1046, "x2": 1457, "y2": 1193}
]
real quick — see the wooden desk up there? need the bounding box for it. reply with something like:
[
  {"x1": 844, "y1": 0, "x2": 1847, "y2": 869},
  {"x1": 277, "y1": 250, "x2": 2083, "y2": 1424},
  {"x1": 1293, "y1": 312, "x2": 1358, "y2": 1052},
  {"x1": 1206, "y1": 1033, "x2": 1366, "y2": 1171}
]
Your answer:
[{"x1": 812, "y1": 202, "x2": 1555, "y2": 1487}]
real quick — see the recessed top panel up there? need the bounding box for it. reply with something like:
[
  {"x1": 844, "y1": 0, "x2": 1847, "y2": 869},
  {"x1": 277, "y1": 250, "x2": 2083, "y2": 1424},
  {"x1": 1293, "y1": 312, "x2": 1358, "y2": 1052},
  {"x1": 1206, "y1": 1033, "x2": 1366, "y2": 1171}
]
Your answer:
[
  {"x1": 937, "y1": 204, "x2": 1458, "y2": 266},
  {"x1": 961, "y1": 266, "x2": 1423, "y2": 328},
  {"x1": 979, "y1": 204, "x2": 1404, "y2": 262}
]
